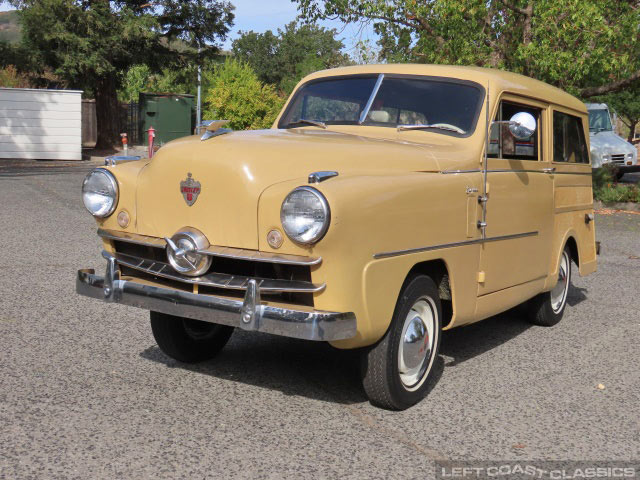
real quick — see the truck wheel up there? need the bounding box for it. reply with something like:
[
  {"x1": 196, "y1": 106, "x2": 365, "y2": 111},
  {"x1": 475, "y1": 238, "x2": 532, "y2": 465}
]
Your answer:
[
  {"x1": 527, "y1": 247, "x2": 572, "y2": 327},
  {"x1": 361, "y1": 275, "x2": 442, "y2": 410},
  {"x1": 150, "y1": 311, "x2": 234, "y2": 363}
]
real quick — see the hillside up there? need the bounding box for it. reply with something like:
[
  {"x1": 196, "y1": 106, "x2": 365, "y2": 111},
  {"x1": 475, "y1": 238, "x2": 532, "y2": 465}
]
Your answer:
[{"x1": 0, "y1": 10, "x2": 20, "y2": 44}]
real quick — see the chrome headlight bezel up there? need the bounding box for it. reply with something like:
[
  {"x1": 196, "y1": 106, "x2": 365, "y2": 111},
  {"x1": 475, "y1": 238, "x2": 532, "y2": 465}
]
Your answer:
[
  {"x1": 82, "y1": 168, "x2": 119, "y2": 218},
  {"x1": 280, "y1": 186, "x2": 331, "y2": 245}
]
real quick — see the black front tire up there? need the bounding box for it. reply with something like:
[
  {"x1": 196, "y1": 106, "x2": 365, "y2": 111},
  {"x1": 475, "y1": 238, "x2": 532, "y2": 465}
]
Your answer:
[
  {"x1": 526, "y1": 246, "x2": 572, "y2": 327},
  {"x1": 360, "y1": 275, "x2": 442, "y2": 410},
  {"x1": 150, "y1": 311, "x2": 234, "y2": 363}
]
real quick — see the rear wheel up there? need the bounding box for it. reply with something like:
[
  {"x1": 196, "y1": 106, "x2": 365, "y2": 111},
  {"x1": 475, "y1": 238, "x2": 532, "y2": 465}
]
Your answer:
[
  {"x1": 360, "y1": 275, "x2": 442, "y2": 410},
  {"x1": 527, "y1": 247, "x2": 572, "y2": 327},
  {"x1": 150, "y1": 311, "x2": 234, "y2": 363}
]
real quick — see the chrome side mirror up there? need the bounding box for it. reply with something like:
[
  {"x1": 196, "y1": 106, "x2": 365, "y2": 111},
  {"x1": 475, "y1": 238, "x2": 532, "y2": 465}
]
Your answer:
[{"x1": 508, "y1": 112, "x2": 536, "y2": 140}]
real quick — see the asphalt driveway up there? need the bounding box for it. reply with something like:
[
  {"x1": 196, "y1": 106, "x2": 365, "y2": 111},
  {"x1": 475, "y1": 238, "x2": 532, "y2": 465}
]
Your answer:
[{"x1": 1, "y1": 162, "x2": 638, "y2": 479}]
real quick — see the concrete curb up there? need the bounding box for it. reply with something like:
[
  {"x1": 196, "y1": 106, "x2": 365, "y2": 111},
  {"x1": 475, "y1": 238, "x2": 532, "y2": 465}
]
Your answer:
[{"x1": 594, "y1": 200, "x2": 640, "y2": 212}]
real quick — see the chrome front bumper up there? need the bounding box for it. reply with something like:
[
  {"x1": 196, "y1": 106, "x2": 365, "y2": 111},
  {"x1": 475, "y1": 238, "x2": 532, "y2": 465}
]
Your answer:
[{"x1": 76, "y1": 253, "x2": 357, "y2": 341}]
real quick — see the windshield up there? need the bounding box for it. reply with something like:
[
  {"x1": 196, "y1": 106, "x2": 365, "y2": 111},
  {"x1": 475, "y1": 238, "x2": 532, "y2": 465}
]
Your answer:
[
  {"x1": 588, "y1": 109, "x2": 612, "y2": 131},
  {"x1": 279, "y1": 75, "x2": 484, "y2": 136}
]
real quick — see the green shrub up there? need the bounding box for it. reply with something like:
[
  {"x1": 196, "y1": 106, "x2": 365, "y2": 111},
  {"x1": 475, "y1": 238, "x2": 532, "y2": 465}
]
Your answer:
[
  {"x1": 203, "y1": 59, "x2": 285, "y2": 130},
  {"x1": 0, "y1": 65, "x2": 31, "y2": 88},
  {"x1": 592, "y1": 165, "x2": 616, "y2": 191}
]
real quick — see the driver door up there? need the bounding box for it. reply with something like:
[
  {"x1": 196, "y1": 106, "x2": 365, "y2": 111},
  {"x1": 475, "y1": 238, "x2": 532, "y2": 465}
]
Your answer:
[{"x1": 478, "y1": 97, "x2": 554, "y2": 295}]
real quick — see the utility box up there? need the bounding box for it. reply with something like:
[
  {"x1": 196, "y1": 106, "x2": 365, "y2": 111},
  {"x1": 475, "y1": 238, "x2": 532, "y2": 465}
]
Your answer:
[{"x1": 139, "y1": 93, "x2": 194, "y2": 146}]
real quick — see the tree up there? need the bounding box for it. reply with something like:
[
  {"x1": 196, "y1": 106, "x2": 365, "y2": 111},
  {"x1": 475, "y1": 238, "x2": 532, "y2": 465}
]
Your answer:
[
  {"x1": 232, "y1": 21, "x2": 350, "y2": 94},
  {"x1": 597, "y1": 88, "x2": 640, "y2": 142},
  {"x1": 294, "y1": 0, "x2": 640, "y2": 98},
  {"x1": 11, "y1": 0, "x2": 234, "y2": 149},
  {"x1": 203, "y1": 59, "x2": 284, "y2": 130}
]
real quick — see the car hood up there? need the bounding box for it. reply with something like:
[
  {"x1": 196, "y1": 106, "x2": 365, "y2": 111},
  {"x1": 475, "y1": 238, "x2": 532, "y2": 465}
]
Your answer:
[
  {"x1": 590, "y1": 130, "x2": 635, "y2": 155},
  {"x1": 134, "y1": 128, "x2": 446, "y2": 249}
]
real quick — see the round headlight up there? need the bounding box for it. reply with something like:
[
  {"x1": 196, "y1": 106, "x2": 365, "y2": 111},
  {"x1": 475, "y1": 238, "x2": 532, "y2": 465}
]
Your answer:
[
  {"x1": 280, "y1": 186, "x2": 330, "y2": 244},
  {"x1": 82, "y1": 168, "x2": 118, "y2": 218}
]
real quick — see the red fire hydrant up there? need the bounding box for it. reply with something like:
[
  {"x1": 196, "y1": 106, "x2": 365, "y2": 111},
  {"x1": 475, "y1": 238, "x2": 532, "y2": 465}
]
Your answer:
[
  {"x1": 120, "y1": 133, "x2": 128, "y2": 155},
  {"x1": 147, "y1": 126, "x2": 156, "y2": 158}
]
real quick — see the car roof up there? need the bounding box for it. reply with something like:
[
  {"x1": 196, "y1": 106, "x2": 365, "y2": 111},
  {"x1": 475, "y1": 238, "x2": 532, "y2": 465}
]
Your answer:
[{"x1": 303, "y1": 64, "x2": 586, "y2": 114}]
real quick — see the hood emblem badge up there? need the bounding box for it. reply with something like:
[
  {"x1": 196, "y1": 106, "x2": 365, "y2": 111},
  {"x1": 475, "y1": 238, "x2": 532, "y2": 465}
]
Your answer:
[{"x1": 180, "y1": 173, "x2": 201, "y2": 206}]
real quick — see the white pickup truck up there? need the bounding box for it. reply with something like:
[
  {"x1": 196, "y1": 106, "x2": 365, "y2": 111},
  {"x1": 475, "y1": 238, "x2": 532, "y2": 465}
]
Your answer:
[{"x1": 586, "y1": 103, "x2": 639, "y2": 179}]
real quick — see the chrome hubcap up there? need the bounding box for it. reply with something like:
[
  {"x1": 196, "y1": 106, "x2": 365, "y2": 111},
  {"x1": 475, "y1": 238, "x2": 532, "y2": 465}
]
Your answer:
[
  {"x1": 398, "y1": 298, "x2": 436, "y2": 390},
  {"x1": 550, "y1": 251, "x2": 570, "y2": 313}
]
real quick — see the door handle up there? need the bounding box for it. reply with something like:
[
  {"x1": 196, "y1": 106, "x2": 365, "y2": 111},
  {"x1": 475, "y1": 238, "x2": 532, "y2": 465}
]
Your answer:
[{"x1": 542, "y1": 167, "x2": 556, "y2": 174}]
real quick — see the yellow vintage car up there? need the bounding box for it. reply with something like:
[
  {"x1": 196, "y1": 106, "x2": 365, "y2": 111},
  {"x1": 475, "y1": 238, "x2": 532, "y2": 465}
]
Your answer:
[{"x1": 77, "y1": 64, "x2": 597, "y2": 410}]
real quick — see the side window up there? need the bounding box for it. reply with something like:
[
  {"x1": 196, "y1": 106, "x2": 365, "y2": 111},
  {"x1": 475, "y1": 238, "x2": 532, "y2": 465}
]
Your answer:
[
  {"x1": 488, "y1": 101, "x2": 541, "y2": 161},
  {"x1": 553, "y1": 111, "x2": 589, "y2": 163}
]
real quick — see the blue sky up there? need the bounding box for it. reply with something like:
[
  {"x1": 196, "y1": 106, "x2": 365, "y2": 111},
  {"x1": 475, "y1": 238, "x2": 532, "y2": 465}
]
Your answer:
[
  {"x1": 221, "y1": 0, "x2": 378, "y2": 53},
  {"x1": 0, "y1": 0, "x2": 378, "y2": 54}
]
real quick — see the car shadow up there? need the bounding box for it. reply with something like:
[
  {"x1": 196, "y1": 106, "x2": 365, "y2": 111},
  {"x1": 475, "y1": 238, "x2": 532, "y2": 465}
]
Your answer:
[
  {"x1": 141, "y1": 330, "x2": 445, "y2": 407},
  {"x1": 140, "y1": 332, "x2": 370, "y2": 405},
  {"x1": 440, "y1": 309, "x2": 532, "y2": 367},
  {"x1": 566, "y1": 284, "x2": 588, "y2": 307},
  {"x1": 140, "y1": 286, "x2": 586, "y2": 404}
]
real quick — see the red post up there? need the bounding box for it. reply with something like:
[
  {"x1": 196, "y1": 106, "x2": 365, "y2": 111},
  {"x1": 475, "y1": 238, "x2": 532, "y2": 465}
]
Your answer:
[
  {"x1": 120, "y1": 133, "x2": 128, "y2": 155},
  {"x1": 147, "y1": 126, "x2": 156, "y2": 158}
]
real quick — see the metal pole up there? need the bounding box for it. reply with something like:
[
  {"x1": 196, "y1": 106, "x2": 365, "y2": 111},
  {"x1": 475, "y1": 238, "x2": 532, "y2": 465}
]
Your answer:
[{"x1": 196, "y1": 46, "x2": 202, "y2": 132}]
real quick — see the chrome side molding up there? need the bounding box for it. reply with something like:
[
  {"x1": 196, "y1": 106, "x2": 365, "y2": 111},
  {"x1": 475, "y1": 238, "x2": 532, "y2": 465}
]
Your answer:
[{"x1": 373, "y1": 231, "x2": 539, "y2": 259}]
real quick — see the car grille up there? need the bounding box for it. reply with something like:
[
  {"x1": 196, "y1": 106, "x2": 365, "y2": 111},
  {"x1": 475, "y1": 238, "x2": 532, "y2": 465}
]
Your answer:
[
  {"x1": 108, "y1": 235, "x2": 321, "y2": 307},
  {"x1": 611, "y1": 154, "x2": 626, "y2": 164}
]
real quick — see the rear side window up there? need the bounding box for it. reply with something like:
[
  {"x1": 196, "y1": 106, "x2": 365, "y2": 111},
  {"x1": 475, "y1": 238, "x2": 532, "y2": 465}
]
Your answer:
[{"x1": 553, "y1": 112, "x2": 589, "y2": 163}]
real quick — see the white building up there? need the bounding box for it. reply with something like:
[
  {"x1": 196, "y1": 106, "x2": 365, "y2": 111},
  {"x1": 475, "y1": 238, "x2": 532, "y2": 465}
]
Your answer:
[{"x1": 0, "y1": 87, "x2": 82, "y2": 160}]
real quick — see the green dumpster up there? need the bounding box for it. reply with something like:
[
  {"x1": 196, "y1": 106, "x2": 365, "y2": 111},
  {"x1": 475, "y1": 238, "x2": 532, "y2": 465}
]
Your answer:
[{"x1": 139, "y1": 93, "x2": 195, "y2": 146}]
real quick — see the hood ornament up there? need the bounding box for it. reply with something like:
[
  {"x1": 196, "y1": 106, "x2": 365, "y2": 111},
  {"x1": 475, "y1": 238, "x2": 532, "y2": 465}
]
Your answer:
[
  {"x1": 200, "y1": 119, "x2": 232, "y2": 141},
  {"x1": 164, "y1": 228, "x2": 211, "y2": 276},
  {"x1": 180, "y1": 173, "x2": 201, "y2": 206}
]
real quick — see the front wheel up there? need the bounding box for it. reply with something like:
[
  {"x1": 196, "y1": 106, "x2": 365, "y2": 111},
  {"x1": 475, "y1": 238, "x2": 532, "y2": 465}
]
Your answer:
[
  {"x1": 526, "y1": 247, "x2": 572, "y2": 327},
  {"x1": 150, "y1": 311, "x2": 234, "y2": 363},
  {"x1": 360, "y1": 275, "x2": 442, "y2": 410}
]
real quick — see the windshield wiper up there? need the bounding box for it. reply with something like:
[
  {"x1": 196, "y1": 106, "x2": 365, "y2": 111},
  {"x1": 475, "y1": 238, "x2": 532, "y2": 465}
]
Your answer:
[
  {"x1": 397, "y1": 123, "x2": 465, "y2": 134},
  {"x1": 294, "y1": 118, "x2": 327, "y2": 129}
]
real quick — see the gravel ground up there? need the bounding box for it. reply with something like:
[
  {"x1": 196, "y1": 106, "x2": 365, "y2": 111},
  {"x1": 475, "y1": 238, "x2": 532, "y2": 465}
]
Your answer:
[{"x1": 0, "y1": 162, "x2": 638, "y2": 479}]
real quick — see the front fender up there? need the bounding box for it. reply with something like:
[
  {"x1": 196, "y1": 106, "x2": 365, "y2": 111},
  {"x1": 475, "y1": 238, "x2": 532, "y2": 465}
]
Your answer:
[{"x1": 258, "y1": 171, "x2": 483, "y2": 347}]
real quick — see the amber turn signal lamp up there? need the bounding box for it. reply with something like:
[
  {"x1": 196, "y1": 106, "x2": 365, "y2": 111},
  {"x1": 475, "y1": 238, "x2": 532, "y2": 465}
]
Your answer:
[
  {"x1": 117, "y1": 210, "x2": 130, "y2": 228},
  {"x1": 267, "y1": 229, "x2": 283, "y2": 249}
]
